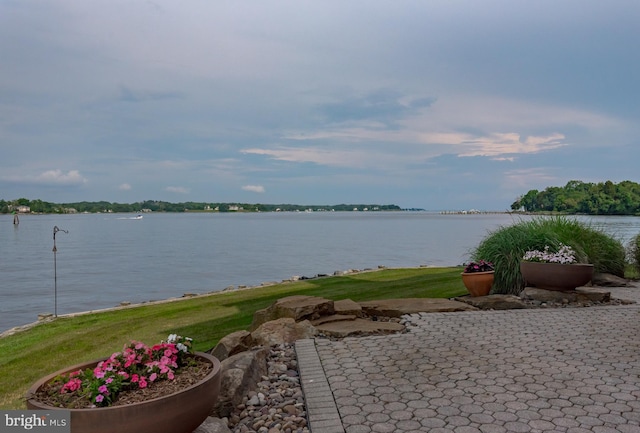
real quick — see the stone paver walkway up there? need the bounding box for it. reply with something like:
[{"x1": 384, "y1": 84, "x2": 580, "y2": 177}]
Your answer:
[{"x1": 296, "y1": 286, "x2": 640, "y2": 433}]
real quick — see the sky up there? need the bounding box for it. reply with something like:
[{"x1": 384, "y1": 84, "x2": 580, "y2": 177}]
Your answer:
[{"x1": 1, "y1": 1, "x2": 639, "y2": 211}]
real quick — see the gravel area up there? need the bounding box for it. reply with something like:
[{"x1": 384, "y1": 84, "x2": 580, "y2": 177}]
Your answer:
[{"x1": 227, "y1": 344, "x2": 310, "y2": 433}]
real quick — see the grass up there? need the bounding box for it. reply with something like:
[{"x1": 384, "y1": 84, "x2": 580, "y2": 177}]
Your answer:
[{"x1": 0, "y1": 266, "x2": 466, "y2": 409}]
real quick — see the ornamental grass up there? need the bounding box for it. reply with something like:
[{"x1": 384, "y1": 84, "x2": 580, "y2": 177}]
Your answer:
[{"x1": 471, "y1": 216, "x2": 626, "y2": 295}]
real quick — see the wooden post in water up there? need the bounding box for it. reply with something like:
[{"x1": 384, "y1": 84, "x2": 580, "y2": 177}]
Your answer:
[{"x1": 13, "y1": 212, "x2": 19, "y2": 225}]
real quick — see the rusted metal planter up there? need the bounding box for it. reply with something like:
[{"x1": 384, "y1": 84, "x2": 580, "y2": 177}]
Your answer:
[
  {"x1": 461, "y1": 271, "x2": 494, "y2": 297},
  {"x1": 26, "y1": 352, "x2": 221, "y2": 433},
  {"x1": 520, "y1": 261, "x2": 594, "y2": 291}
]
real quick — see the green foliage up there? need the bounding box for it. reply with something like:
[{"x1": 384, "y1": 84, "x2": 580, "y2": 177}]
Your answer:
[
  {"x1": 471, "y1": 216, "x2": 626, "y2": 294},
  {"x1": 629, "y1": 233, "x2": 640, "y2": 275},
  {"x1": 511, "y1": 180, "x2": 640, "y2": 215}
]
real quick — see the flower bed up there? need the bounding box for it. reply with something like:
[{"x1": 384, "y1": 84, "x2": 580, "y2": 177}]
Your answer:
[{"x1": 30, "y1": 334, "x2": 207, "y2": 409}]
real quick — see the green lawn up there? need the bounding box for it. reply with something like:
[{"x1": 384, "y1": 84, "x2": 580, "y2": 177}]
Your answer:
[{"x1": 0, "y1": 266, "x2": 466, "y2": 409}]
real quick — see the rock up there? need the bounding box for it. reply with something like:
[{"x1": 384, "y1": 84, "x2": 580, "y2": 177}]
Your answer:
[
  {"x1": 333, "y1": 298, "x2": 363, "y2": 317},
  {"x1": 520, "y1": 286, "x2": 611, "y2": 304},
  {"x1": 592, "y1": 273, "x2": 629, "y2": 287},
  {"x1": 359, "y1": 298, "x2": 477, "y2": 317},
  {"x1": 575, "y1": 286, "x2": 611, "y2": 302},
  {"x1": 456, "y1": 294, "x2": 528, "y2": 310},
  {"x1": 310, "y1": 314, "x2": 357, "y2": 326},
  {"x1": 212, "y1": 348, "x2": 269, "y2": 418},
  {"x1": 521, "y1": 287, "x2": 577, "y2": 303},
  {"x1": 227, "y1": 344, "x2": 309, "y2": 433},
  {"x1": 251, "y1": 318, "x2": 318, "y2": 347},
  {"x1": 315, "y1": 318, "x2": 405, "y2": 338},
  {"x1": 251, "y1": 296, "x2": 335, "y2": 330},
  {"x1": 193, "y1": 417, "x2": 232, "y2": 433},
  {"x1": 210, "y1": 330, "x2": 255, "y2": 361}
]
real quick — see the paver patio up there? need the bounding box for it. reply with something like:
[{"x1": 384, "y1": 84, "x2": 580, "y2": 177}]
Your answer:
[{"x1": 297, "y1": 286, "x2": 640, "y2": 433}]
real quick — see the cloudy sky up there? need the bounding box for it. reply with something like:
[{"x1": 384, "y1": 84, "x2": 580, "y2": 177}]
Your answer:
[{"x1": 1, "y1": 1, "x2": 638, "y2": 210}]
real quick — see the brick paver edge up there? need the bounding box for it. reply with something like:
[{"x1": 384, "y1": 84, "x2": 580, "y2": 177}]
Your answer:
[{"x1": 295, "y1": 338, "x2": 346, "y2": 433}]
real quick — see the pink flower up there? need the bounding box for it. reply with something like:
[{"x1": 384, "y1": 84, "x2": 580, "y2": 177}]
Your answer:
[
  {"x1": 131, "y1": 374, "x2": 139, "y2": 383},
  {"x1": 61, "y1": 378, "x2": 82, "y2": 393},
  {"x1": 95, "y1": 394, "x2": 104, "y2": 403},
  {"x1": 149, "y1": 373, "x2": 157, "y2": 382},
  {"x1": 98, "y1": 385, "x2": 109, "y2": 395}
]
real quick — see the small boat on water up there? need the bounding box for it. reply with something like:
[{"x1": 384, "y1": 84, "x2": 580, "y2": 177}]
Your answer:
[{"x1": 119, "y1": 214, "x2": 143, "y2": 220}]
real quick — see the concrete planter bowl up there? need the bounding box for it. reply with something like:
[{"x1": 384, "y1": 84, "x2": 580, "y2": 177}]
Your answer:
[
  {"x1": 26, "y1": 352, "x2": 221, "y2": 433},
  {"x1": 520, "y1": 261, "x2": 594, "y2": 291}
]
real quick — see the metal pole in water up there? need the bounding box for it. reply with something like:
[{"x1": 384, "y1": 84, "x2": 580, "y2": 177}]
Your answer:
[{"x1": 53, "y1": 226, "x2": 68, "y2": 317}]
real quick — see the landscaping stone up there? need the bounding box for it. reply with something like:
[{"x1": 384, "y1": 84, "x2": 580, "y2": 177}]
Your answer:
[
  {"x1": 250, "y1": 295, "x2": 334, "y2": 330},
  {"x1": 576, "y1": 286, "x2": 612, "y2": 302},
  {"x1": 210, "y1": 330, "x2": 254, "y2": 361},
  {"x1": 359, "y1": 297, "x2": 478, "y2": 317},
  {"x1": 520, "y1": 286, "x2": 611, "y2": 304},
  {"x1": 314, "y1": 318, "x2": 405, "y2": 338},
  {"x1": 455, "y1": 294, "x2": 528, "y2": 310},
  {"x1": 333, "y1": 298, "x2": 363, "y2": 316},
  {"x1": 592, "y1": 272, "x2": 629, "y2": 286},
  {"x1": 212, "y1": 348, "x2": 268, "y2": 418},
  {"x1": 226, "y1": 343, "x2": 309, "y2": 433},
  {"x1": 310, "y1": 314, "x2": 357, "y2": 326},
  {"x1": 251, "y1": 318, "x2": 318, "y2": 347},
  {"x1": 193, "y1": 417, "x2": 232, "y2": 433}
]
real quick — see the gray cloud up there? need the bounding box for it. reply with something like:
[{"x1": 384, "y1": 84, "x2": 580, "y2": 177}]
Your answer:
[
  {"x1": 318, "y1": 89, "x2": 436, "y2": 126},
  {"x1": 0, "y1": 0, "x2": 638, "y2": 209}
]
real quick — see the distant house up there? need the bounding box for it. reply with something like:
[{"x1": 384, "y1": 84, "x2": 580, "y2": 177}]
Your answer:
[{"x1": 17, "y1": 205, "x2": 31, "y2": 214}]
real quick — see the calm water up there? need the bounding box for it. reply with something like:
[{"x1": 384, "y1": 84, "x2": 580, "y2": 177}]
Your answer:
[{"x1": 2, "y1": 212, "x2": 639, "y2": 332}]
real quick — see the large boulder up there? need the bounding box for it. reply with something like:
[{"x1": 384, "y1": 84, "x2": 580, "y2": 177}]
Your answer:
[
  {"x1": 212, "y1": 348, "x2": 268, "y2": 418},
  {"x1": 209, "y1": 330, "x2": 255, "y2": 361},
  {"x1": 250, "y1": 295, "x2": 334, "y2": 330},
  {"x1": 251, "y1": 318, "x2": 318, "y2": 347}
]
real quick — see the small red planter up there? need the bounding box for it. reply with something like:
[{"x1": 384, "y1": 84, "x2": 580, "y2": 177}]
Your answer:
[
  {"x1": 520, "y1": 261, "x2": 594, "y2": 291},
  {"x1": 461, "y1": 271, "x2": 494, "y2": 297},
  {"x1": 26, "y1": 352, "x2": 221, "y2": 433}
]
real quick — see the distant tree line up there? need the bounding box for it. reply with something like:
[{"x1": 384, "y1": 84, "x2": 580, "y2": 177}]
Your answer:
[
  {"x1": 0, "y1": 199, "x2": 401, "y2": 214},
  {"x1": 511, "y1": 180, "x2": 640, "y2": 215}
]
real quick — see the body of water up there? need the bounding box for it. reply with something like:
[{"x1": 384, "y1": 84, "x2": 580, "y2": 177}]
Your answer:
[{"x1": 2, "y1": 212, "x2": 639, "y2": 332}]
